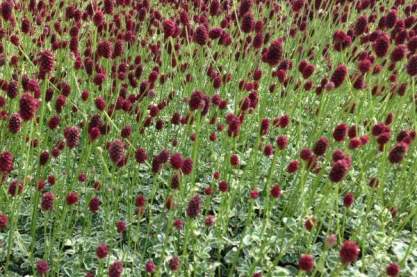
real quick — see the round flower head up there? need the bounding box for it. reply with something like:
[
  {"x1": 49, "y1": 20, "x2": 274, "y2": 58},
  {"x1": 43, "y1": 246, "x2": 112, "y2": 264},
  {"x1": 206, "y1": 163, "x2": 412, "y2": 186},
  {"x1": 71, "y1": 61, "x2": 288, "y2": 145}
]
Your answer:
[
  {"x1": 186, "y1": 195, "x2": 201, "y2": 218},
  {"x1": 19, "y1": 92, "x2": 39, "y2": 121},
  {"x1": 287, "y1": 160, "x2": 299, "y2": 173},
  {"x1": 8, "y1": 179, "x2": 24, "y2": 197},
  {"x1": 339, "y1": 240, "x2": 360, "y2": 264},
  {"x1": 241, "y1": 12, "x2": 254, "y2": 33},
  {"x1": 0, "y1": 213, "x2": 9, "y2": 230},
  {"x1": 333, "y1": 123, "x2": 348, "y2": 142},
  {"x1": 145, "y1": 260, "x2": 156, "y2": 273},
  {"x1": 406, "y1": 55, "x2": 417, "y2": 76},
  {"x1": 36, "y1": 260, "x2": 49, "y2": 275},
  {"x1": 239, "y1": 0, "x2": 252, "y2": 16},
  {"x1": 163, "y1": 19, "x2": 177, "y2": 38},
  {"x1": 343, "y1": 192, "x2": 354, "y2": 208},
  {"x1": 108, "y1": 260, "x2": 123, "y2": 277},
  {"x1": 41, "y1": 192, "x2": 55, "y2": 211},
  {"x1": 263, "y1": 39, "x2": 283, "y2": 66},
  {"x1": 108, "y1": 140, "x2": 125, "y2": 164},
  {"x1": 135, "y1": 147, "x2": 148, "y2": 163},
  {"x1": 0, "y1": 151, "x2": 13, "y2": 174},
  {"x1": 38, "y1": 50, "x2": 55, "y2": 77},
  {"x1": 96, "y1": 243, "x2": 109, "y2": 259},
  {"x1": 116, "y1": 220, "x2": 126, "y2": 233},
  {"x1": 170, "y1": 153, "x2": 184, "y2": 169},
  {"x1": 386, "y1": 263, "x2": 400, "y2": 277},
  {"x1": 169, "y1": 256, "x2": 180, "y2": 271},
  {"x1": 388, "y1": 143, "x2": 408, "y2": 163},
  {"x1": 329, "y1": 160, "x2": 349, "y2": 182},
  {"x1": 330, "y1": 64, "x2": 348, "y2": 88},
  {"x1": 0, "y1": 1, "x2": 13, "y2": 21},
  {"x1": 313, "y1": 136, "x2": 329, "y2": 156},
  {"x1": 355, "y1": 16, "x2": 368, "y2": 35},
  {"x1": 373, "y1": 33, "x2": 390, "y2": 57},
  {"x1": 89, "y1": 196, "x2": 101, "y2": 213},
  {"x1": 64, "y1": 126, "x2": 81, "y2": 148},
  {"x1": 66, "y1": 191, "x2": 79, "y2": 205},
  {"x1": 8, "y1": 113, "x2": 21, "y2": 134},
  {"x1": 276, "y1": 135, "x2": 288, "y2": 150},
  {"x1": 194, "y1": 25, "x2": 208, "y2": 45},
  {"x1": 181, "y1": 158, "x2": 193, "y2": 175},
  {"x1": 298, "y1": 254, "x2": 314, "y2": 272},
  {"x1": 230, "y1": 154, "x2": 240, "y2": 167},
  {"x1": 270, "y1": 184, "x2": 282, "y2": 198}
]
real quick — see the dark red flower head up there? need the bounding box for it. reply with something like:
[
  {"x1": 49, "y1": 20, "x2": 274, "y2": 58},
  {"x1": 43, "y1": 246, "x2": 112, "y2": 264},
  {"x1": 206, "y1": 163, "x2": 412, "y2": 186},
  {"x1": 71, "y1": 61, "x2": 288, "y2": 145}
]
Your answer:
[
  {"x1": 313, "y1": 136, "x2": 329, "y2": 156},
  {"x1": 64, "y1": 126, "x2": 81, "y2": 148},
  {"x1": 170, "y1": 153, "x2": 184, "y2": 169},
  {"x1": 0, "y1": 213, "x2": 8, "y2": 230},
  {"x1": 386, "y1": 263, "x2": 400, "y2": 277},
  {"x1": 186, "y1": 195, "x2": 201, "y2": 218},
  {"x1": 135, "y1": 147, "x2": 148, "y2": 163},
  {"x1": 330, "y1": 64, "x2": 348, "y2": 88},
  {"x1": 108, "y1": 260, "x2": 123, "y2": 277},
  {"x1": 329, "y1": 160, "x2": 349, "y2": 182},
  {"x1": 89, "y1": 196, "x2": 101, "y2": 213},
  {"x1": 373, "y1": 33, "x2": 390, "y2": 57},
  {"x1": 163, "y1": 19, "x2": 177, "y2": 38},
  {"x1": 36, "y1": 260, "x2": 49, "y2": 275},
  {"x1": 0, "y1": 151, "x2": 13, "y2": 174},
  {"x1": 388, "y1": 142, "x2": 408, "y2": 163},
  {"x1": 38, "y1": 50, "x2": 55, "y2": 77},
  {"x1": 276, "y1": 135, "x2": 288, "y2": 150},
  {"x1": 145, "y1": 260, "x2": 156, "y2": 273},
  {"x1": 262, "y1": 39, "x2": 283, "y2": 66},
  {"x1": 194, "y1": 25, "x2": 208, "y2": 45},
  {"x1": 169, "y1": 256, "x2": 180, "y2": 271},
  {"x1": 298, "y1": 254, "x2": 314, "y2": 272},
  {"x1": 0, "y1": 1, "x2": 13, "y2": 21},
  {"x1": 343, "y1": 192, "x2": 354, "y2": 207},
  {"x1": 108, "y1": 140, "x2": 125, "y2": 165},
  {"x1": 406, "y1": 55, "x2": 417, "y2": 76},
  {"x1": 333, "y1": 123, "x2": 348, "y2": 142},
  {"x1": 339, "y1": 240, "x2": 360, "y2": 264},
  {"x1": 66, "y1": 191, "x2": 79, "y2": 205},
  {"x1": 181, "y1": 158, "x2": 193, "y2": 175},
  {"x1": 41, "y1": 192, "x2": 55, "y2": 211},
  {"x1": 19, "y1": 92, "x2": 39, "y2": 121},
  {"x1": 270, "y1": 184, "x2": 282, "y2": 199},
  {"x1": 96, "y1": 243, "x2": 109, "y2": 259}
]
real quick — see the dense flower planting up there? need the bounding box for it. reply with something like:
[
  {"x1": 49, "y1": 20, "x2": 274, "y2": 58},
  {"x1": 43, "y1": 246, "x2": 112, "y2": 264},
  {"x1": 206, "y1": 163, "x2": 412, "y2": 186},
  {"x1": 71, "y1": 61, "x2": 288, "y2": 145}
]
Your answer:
[{"x1": 0, "y1": 0, "x2": 417, "y2": 276}]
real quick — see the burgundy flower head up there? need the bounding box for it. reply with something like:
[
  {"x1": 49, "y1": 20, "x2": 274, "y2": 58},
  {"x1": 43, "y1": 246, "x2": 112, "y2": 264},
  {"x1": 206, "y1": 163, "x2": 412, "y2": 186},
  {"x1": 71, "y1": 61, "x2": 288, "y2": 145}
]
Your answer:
[
  {"x1": 38, "y1": 50, "x2": 55, "y2": 77},
  {"x1": 169, "y1": 256, "x2": 180, "y2": 271},
  {"x1": 64, "y1": 126, "x2": 81, "y2": 148},
  {"x1": 194, "y1": 25, "x2": 208, "y2": 45},
  {"x1": 96, "y1": 243, "x2": 109, "y2": 259},
  {"x1": 262, "y1": 39, "x2": 283, "y2": 66},
  {"x1": 186, "y1": 195, "x2": 201, "y2": 218},
  {"x1": 41, "y1": 192, "x2": 55, "y2": 211},
  {"x1": 329, "y1": 159, "x2": 350, "y2": 182},
  {"x1": 36, "y1": 260, "x2": 49, "y2": 275},
  {"x1": 108, "y1": 140, "x2": 125, "y2": 165},
  {"x1": 145, "y1": 260, "x2": 156, "y2": 273},
  {"x1": 330, "y1": 64, "x2": 348, "y2": 88},
  {"x1": 313, "y1": 136, "x2": 329, "y2": 156},
  {"x1": 0, "y1": 213, "x2": 9, "y2": 230},
  {"x1": 19, "y1": 92, "x2": 39, "y2": 121},
  {"x1": 298, "y1": 254, "x2": 314, "y2": 272},
  {"x1": 339, "y1": 240, "x2": 360, "y2": 264},
  {"x1": 386, "y1": 263, "x2": 400, "y2": 277},
  {"x1": 108, "y1": 260, "x2": 123, "y2": 277},
  {"x1": 0, "y1": 151, "x2": 13, "y2": 174}
]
